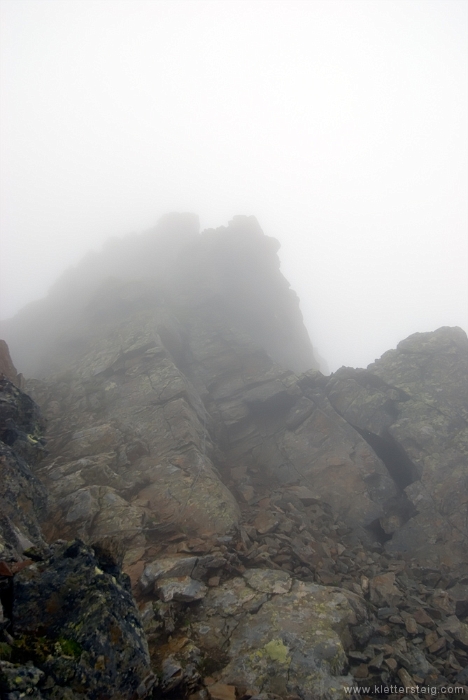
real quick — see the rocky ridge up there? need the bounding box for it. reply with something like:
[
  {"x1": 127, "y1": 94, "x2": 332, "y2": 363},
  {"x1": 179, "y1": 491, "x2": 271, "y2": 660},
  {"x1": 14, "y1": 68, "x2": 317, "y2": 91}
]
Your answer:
[{"x1": 0, "y1": 215, "x2": 467, "y2": 699}]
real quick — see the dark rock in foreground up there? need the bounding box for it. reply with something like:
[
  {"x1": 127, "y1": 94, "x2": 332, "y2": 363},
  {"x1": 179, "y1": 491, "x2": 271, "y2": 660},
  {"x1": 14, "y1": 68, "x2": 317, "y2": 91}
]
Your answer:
[{"x1": 6, "y1": 540, "x2": 155, "y2": 700}]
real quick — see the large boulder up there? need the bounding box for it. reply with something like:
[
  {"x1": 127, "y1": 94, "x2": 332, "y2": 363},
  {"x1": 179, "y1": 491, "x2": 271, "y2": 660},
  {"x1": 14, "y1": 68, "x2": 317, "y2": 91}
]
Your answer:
[{"x1": 190, "y1": 569, "x2": 366, "y2": 699}]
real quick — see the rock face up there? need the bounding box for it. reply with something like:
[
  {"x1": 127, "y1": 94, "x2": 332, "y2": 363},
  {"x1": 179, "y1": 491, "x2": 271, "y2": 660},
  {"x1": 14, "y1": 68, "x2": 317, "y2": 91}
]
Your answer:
[
  {"x1": 0, "y1": 375, "x2": 47, "y2": 560},
  {"x1": 0, "y1": 340, "x2": 20, "y2": 386},
  {"x1": 20, "y1": 290, "x2": 397, "y2": 563},
  {"x1": 326, "y1": 326, "x2": 468, "y2": 570},
  {"x1": 1, "y1": 214, "x2": 467, "y2": 699},
  {"x1": 0, "y1": 368, "x2": 154, "y2": 699},
  {"x1": 0, "y1": 215, "x2": 319, "y2": 377},
  {"x1": 2, "y1": 217, "x2": 467, "y2": 572},
  {"x1": 27, "y1": 313, "x2": 242, "y2": 551},
  {"x1": 2, "y1": 216, "x2": 400, "y2": 563}
]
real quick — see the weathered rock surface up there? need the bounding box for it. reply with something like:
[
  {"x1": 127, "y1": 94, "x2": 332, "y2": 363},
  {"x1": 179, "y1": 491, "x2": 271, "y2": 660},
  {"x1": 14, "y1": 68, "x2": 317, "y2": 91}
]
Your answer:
[
  {"x1": 185, "y1": 314, "x2": 398, "y2": 533},
  {"x1": 27, "y1": 315, "x2": 241, "y2": 548},
  {"x1": 0, "y1": 376, "x2": 47, "y2": 560},
  {"x1": 327, "y1": 326, "x2": 468, "y2": 571},
  {"x1": 1, "y1": 214, "x2": 467, "y2": 700},
  {"x1": 4, "y1": 219, "x2": 467, "y2": 578},
  {"x1": 191, "y1": 570, "x2": 364, "y2": 699},
  {"x1": 0, "y1": 339, "x2": 20, "y2": 387},
  {"x1": 0, "y1": 358, "x2": 155, "y2": 700},
  {"x1": 9, "y1": 217, "x2": 402, "y2": 566},
  {"x1": 7, "y1": 540, "x2": 155, "y2": 699}
]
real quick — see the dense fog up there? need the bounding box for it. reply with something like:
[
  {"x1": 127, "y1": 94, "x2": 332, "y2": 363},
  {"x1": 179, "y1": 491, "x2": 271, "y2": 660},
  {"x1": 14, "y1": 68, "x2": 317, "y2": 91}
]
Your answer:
[{"x1": 1, "y1": 0, "x2": 466, "y2": 372}]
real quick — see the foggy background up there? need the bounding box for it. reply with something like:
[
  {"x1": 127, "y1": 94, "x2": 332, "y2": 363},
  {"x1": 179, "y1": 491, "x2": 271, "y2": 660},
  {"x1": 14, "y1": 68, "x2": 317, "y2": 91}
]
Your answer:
[{"x1": 0, "y1": 0, "x2": 466, "y2": 373}]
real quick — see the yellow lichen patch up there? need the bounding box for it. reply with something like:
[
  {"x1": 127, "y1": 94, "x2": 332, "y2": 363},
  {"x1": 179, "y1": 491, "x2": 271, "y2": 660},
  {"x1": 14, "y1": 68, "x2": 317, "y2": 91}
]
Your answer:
[{"x1": 264, "y1": 639, "x2": 291, "y2": 665}]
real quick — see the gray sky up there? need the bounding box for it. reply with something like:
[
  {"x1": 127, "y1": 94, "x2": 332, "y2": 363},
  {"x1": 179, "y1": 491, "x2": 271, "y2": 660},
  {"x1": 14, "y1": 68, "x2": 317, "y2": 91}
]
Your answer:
[{"x1": 1, "y1": 0, "x2": 467, "y2": 372}]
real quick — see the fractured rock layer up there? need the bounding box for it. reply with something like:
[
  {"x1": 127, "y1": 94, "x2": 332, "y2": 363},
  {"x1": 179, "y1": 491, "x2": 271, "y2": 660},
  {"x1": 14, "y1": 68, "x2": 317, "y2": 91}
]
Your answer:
[{"x1": 327, "y1": 327, "x2": 468, "y2": 569}]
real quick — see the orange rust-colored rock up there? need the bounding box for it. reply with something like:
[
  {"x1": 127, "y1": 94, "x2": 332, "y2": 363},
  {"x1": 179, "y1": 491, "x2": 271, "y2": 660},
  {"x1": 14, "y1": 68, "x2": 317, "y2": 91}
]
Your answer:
[{"x1": 208, "y1": 683, "x2": 237, "y2": 700}]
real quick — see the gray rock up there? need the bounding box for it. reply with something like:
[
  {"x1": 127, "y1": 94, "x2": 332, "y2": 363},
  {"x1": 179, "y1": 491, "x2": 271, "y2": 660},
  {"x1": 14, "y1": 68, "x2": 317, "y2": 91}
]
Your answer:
[
  {"x1": 191, "y1": 553, "x2": 227, "y2": 580},
  {"x1": 192, "y1": 575, "x2": 366, "y2": 700},
  {"x1": 156, "y1": 576, "x2": 207, "y2": 602},
  {"x1": 326, "y1": 327, "x2": 468, "y2": 571},
  {"x1": 217, "y1": 581, "x2": 360, "y2": 699},
  {"x1": 0, "y1": 377, "x2": 47, "y2": 560},
  {"x1": 242, "y1": 568, "x2": 292, "y2": 595},
  {"x1": 140, "y1": 555, "x2": 198, "y2": 591}
]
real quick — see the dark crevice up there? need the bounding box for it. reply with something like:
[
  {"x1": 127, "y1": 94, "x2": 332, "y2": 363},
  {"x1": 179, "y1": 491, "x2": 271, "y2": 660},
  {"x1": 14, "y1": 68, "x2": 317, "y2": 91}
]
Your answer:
[
  {"x1": 352, "y1": 426, "x2": 418, "y2": 491},
  {"x1": 366, "y1": 518, "x2": 393, "y2": 544},
  {"x1": 365, "y1": 492, "x2": 418, "y2": 544}
]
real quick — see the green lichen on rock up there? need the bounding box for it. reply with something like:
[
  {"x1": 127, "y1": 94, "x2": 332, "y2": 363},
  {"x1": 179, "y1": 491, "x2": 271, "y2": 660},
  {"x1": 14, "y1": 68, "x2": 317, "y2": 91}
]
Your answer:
[
  {"x1": 11, "y1": 539, "x2": 155, "y2": 699},
  {"x1": 57, "y1": 638, "x2": 82, "y2": 659},
  {"x1": 264, "y1": 638, "x2": 291, "y2": 665},
  {"x1": 193, "y1": 573, "x2": 362, "y2": 699},
  {"x1": 0, "y1": 642, "x2": 12, "y2": 661}
]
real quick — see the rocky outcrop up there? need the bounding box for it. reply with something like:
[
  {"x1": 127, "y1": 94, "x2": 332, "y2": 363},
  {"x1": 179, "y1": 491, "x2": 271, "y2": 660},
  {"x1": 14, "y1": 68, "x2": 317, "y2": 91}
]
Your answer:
[
  {"x1": 19, "y1": 295, "x2": 399, "y2": 571},
  {"x1": 26, "y1": 313, "x2": 242, "y2": 555},
  {"x1": 6, "y1": 540, "x2": 156, "y2": 699},
  {"x1": 0, "y1": 365, "x2": 154, "y2": 700},
  {"x1": 326, "y1": 326, "x2": 468, "y2": 571},
  {"x1": 3, "y1": 218, "x2": 465, "y2": 576},
  {"x1": 0, "y1": 340, "x2": 20, "y2": 387},
  {"x1": 3, "y1": 217, "x2": 400, "y2": 570},
  {"x1": 134, "y1": 479, "x2": 468, "y2": 699},
  {"x1": 1, "y1": 540, "x2": 156, "y2": 700},
  {"x1": 27, "y1": 317, "x2": 468, "y2": 578},
  {"x1": 0, "y1": 376, "x2": 47, "y2": 561},
  {"x1": 0, "y1": 215, "x2": 319, "y2": 377},
  {"x1": 1, "y1": 214, "x2": 467, "y2": 699}
]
